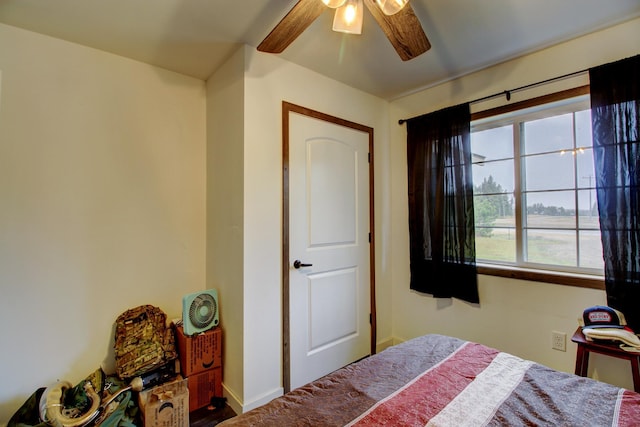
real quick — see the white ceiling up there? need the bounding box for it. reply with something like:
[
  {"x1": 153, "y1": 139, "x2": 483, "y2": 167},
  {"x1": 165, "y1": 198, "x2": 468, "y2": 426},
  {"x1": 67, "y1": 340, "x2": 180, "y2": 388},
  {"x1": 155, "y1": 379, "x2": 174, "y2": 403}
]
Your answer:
[{"x1": 1, "y1": 0, "x2": 639, "y2": 100}]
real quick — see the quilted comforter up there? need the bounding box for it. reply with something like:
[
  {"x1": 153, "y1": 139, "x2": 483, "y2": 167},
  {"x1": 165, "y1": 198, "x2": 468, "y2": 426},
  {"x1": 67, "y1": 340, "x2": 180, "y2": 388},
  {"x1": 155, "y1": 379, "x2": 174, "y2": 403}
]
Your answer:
[{"x1": 220, "y1": 334, "x2": 640, "y2": 426}]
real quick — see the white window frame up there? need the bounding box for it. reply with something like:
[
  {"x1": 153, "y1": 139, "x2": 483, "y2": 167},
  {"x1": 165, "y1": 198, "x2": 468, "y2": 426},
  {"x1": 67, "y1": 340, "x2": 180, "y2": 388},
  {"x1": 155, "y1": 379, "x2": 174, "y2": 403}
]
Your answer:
[{"x1": 470, "y1": 86, "x2": 604, "y2": 290}]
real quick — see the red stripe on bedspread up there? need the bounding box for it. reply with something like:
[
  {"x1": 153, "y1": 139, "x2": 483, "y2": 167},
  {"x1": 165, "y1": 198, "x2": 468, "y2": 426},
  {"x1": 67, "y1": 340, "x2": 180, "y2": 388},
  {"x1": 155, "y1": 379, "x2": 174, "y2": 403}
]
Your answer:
[
  {"x1": 617, "y1": 389, "x2": 640, "y2": 426},
  {"x1": 349, "y1": 342, "x2": 499, "y2": 427}
]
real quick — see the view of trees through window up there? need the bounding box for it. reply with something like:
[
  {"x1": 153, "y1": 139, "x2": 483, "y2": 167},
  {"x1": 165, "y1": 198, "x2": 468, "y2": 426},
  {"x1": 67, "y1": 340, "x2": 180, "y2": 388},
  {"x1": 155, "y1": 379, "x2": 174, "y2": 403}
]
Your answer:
[
  {"x1": 474, "y1": 175, "x2": 513, "y2": 237},
  {"x1": 471, "y1": 97, "x2": 603, "y2": 274}
]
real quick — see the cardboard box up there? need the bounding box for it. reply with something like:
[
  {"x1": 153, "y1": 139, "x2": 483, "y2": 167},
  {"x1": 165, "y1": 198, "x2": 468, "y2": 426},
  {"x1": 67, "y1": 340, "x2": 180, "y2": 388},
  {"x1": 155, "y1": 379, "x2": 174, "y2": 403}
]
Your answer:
[
  {"x1": 174, "y1": 325, "x2": 222, "y2": 376},
  {"x1": 186, "y1": 367, "x2": 223, "y2": 411},
  {"x1": 138, "y1": 377, "x2": 189, "y2": 427}
]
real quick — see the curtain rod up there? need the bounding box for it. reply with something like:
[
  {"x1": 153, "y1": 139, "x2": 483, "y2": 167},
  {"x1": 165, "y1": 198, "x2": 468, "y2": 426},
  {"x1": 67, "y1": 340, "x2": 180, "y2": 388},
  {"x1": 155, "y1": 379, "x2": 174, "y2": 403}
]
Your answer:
[{"x1": 398, "y1": 68, "x2": 589, "y2": 125}]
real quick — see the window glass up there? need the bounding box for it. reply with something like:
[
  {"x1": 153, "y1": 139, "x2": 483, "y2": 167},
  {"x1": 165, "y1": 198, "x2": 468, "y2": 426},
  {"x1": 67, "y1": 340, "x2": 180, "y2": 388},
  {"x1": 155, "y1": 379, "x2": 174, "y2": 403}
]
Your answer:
[
  {"x1": 473, "y1": 160, "x2": 514, "y2": 194},
  {"x1": 524, "y1": 190, "x2": 576, "y2": 228},
  {"x1": 579, "y1": 230, "x2": 603, "y2": 268},
  {"x1": 575, "y1": 109, "x2": 593, "y2": 147},
  {"x1": 525, "y1": 229, "x2": 577, "y2": 266},
  {"x1": 576, "y1": 148, "x2": 596, "y2": 189},
  {"x1": 470, "y1": 126, "x2": 513, "y2": 161},
  {"x1": 474, "y1": 226, "x2": 516, "y2": 263},
  {"x1": 474, "y1": 194, "x2": 515, "y2": 227},
  {"x1": 577, "y1": 189, "x2": 599, "y2": 228},
  {"x1": 524, "y1": 153, "x2": 575, "y2": 191},
  {"x1": 523, "y1": 114, "x2": 574, "y2": 155}
]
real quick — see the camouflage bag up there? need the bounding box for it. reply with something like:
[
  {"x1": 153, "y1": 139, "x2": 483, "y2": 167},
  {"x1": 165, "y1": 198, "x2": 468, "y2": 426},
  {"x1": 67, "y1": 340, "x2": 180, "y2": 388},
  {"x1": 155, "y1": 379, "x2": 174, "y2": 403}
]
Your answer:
[{"x1": 114, "y1": 305, "x2": 177, "y2": 380}]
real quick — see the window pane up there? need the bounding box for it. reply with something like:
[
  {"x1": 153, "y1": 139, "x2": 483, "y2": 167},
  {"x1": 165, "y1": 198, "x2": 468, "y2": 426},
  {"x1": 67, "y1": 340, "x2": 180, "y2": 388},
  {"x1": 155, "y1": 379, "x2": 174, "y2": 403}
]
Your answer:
[
  {"x1": 579, "y1": 230, "x2": 603, "y2": 269},
  {"x1": 476, "y1": 227, "x2": 516, "y2": 263},
  {"x1": 576, "y1": 148, "x2": 595, "y2": 189},
  {"x1": 474, "y1": 194, "x2": 515, "y2": 227},
  {"x1": 524, "y1": 190, "x2": 576, "y2": 228},
  {"x1": 575, "y1": 109, "x2": 593, "y2": 148},
  {"x1": 524, "y1": 152, "x2": 575, "y2": 191},
  {"x1": 473, "y1": 159, "x2": 514, "y2": 194},
  {"x1": 523, "y1": 113, "x2": 574, "y2": 155},
  {"x1": 525, "y1": 229, "x2": 577, "y2": 266},
  {"x1": 471, "y1": 125, "x2": 513, "y2": 161},
  {"x1": 578, "y1": 189, "x2": 598, "y2": 228}
]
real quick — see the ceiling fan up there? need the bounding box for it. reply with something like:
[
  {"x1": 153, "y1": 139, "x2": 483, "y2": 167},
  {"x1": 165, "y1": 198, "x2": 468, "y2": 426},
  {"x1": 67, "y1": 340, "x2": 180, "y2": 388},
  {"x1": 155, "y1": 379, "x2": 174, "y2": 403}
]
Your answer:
[{"x1": 257, "y1": 0, "x2": 431, "y2": 61}]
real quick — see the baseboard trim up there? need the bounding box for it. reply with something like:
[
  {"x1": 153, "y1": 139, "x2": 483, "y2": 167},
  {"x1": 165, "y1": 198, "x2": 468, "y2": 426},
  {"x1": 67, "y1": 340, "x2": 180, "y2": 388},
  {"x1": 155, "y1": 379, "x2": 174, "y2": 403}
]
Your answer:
[
  {"x1": 222, "y1": 384, "x2": 284, "y2": 415},
  {"x1": 222, "y1": 383, "x2": 242, "y2": 416},
  {"x1": 242, "y1": 387, "x2": 284, "y2": 412}
]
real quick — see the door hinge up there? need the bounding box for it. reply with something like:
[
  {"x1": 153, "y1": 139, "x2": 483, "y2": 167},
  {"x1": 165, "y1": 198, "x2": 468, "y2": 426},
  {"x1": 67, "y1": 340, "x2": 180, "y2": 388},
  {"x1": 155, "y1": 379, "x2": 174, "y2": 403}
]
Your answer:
[
  {"x1": 369, "y1": 313, "x2": 372, "y2": 324},
  {"x1": 368, "y1": 232, "x2": 371, "y2": 243},
  {"x1": 368, "y1": 152, "x2": 371, "y2": 163}
]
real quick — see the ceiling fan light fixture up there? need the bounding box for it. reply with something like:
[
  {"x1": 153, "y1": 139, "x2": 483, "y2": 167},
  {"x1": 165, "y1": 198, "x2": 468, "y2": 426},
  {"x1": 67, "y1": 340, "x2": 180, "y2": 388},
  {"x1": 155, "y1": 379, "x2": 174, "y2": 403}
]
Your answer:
[
  {"x1": 375, "y1": 0, "x2": 409, "y2": 15},
  {"x1": 258, "y1": 0, "x2": 430, "y2": 60},
  {"x1": 322, "y1": 0, "x2": 347, "y2": 8},
  {"x1": 332, "y1": 0, "x2": 363, "y2": 34}
]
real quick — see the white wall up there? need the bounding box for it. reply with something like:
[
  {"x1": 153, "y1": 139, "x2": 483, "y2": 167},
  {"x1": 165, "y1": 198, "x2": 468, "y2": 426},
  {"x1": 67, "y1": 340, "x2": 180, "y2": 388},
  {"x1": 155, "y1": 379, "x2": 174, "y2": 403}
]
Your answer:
[
  {"x1": 206, "y1": 46, "x2": 246, "y2": 411},
  {"x1": 389, "y1": 17, "x2": 640, "y2": 391},
  {"x1": 219, "y1": 46, "x2": 392, "y2": 413},
  {"x1": 0, "y1": 23, "x2": 207, "y2": 424}
]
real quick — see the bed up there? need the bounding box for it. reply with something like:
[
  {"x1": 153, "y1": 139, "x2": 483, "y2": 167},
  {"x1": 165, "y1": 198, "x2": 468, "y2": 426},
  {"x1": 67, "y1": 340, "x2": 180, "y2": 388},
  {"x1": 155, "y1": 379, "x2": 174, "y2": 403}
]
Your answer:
[{"x1": 219, "y1": 334, "x2": 640, "y2": 426}]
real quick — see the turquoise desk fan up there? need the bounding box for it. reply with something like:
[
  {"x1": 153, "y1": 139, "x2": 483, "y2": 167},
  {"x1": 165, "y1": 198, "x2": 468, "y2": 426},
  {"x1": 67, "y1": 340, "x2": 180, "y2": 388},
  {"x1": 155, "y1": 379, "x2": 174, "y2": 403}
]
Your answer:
[{"x1": 182, "y1": 289, "x2": 219, "y2": 335}]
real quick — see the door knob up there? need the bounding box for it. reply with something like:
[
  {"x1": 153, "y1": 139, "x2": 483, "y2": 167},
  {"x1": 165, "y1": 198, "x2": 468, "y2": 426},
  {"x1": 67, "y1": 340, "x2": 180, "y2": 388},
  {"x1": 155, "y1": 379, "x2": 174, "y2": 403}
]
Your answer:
[{"x1": 293, "y1": 260, "x2": 313, "y2": 269}]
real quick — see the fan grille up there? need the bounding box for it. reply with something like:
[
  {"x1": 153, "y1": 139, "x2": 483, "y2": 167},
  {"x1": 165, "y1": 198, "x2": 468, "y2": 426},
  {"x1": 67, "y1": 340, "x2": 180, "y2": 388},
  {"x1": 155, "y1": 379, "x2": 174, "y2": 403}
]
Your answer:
[{"x1": 188, "y1": 294, "x2": 218, "y2": 329}]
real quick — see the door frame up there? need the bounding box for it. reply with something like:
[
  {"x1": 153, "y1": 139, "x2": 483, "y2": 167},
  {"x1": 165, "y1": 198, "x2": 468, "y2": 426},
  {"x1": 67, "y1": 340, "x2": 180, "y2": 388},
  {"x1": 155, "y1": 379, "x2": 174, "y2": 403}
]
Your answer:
[{"x1": 282, "y1": 101, "x2": 376, "y2": 392}]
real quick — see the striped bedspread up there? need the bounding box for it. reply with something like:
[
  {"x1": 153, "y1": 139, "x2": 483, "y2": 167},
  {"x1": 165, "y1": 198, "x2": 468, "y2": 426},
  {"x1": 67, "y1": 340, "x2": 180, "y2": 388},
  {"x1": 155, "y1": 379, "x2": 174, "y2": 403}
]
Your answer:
[{"x1": 220, "y1": 334, "x2": 640, "y2": 426}]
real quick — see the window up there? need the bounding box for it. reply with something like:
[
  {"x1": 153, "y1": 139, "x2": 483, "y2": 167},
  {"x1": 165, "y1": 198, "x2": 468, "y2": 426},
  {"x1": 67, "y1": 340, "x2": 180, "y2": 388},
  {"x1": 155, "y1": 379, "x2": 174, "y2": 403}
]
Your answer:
[{"x1": 471, "y1": 90, "x2": 604, "y2": 284}]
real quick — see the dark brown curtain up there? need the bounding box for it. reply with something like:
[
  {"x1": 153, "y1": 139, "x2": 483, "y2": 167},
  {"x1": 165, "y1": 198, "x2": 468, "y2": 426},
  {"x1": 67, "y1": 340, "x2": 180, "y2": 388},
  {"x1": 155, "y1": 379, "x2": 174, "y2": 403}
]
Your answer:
[
  {"x1": 590, "y1": 54, "x2": 640, "y2": 331},
  {"x1": 406, "y1": 103, "x2": 479, "y2": 303}
]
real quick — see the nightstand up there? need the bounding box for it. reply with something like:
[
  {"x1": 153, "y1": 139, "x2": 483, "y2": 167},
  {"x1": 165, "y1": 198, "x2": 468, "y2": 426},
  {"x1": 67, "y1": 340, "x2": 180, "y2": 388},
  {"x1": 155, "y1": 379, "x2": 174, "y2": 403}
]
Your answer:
[{"x1": 571, "y1": 327, "x2": 640, "y2": 392}]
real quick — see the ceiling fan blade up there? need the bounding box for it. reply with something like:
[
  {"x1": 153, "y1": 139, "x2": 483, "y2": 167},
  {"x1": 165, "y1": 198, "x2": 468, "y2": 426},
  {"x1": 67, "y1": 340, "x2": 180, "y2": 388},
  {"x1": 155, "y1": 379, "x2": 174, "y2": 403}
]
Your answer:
[
  {"x1": 258, "y1": 0, "x2": 327, "y2": 54},
  {"x1": 363, "y1": 0, "x2": 431, "y2": 61}
]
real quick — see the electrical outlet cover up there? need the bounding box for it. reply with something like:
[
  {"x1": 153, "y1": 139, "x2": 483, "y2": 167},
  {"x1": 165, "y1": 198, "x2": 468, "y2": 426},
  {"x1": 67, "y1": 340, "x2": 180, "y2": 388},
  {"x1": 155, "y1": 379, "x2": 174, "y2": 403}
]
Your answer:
[{"x1": 552, "y1": 331, "x2": 566, "y2": 352}]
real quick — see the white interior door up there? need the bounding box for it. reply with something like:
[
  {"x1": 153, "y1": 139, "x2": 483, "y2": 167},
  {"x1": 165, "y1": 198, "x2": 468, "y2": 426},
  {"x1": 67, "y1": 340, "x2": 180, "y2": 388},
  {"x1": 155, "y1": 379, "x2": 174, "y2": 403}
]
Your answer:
[{"x1": 288, "y1": 109, "x2": 372, "y2": 390}]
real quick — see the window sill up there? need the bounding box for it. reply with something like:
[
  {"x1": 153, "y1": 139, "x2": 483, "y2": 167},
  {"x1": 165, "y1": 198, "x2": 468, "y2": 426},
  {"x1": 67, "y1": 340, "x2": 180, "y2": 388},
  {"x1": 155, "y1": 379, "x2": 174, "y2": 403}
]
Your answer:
[{"x1": 477, "y1": 264, "x2": 605, "y2": 290}]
